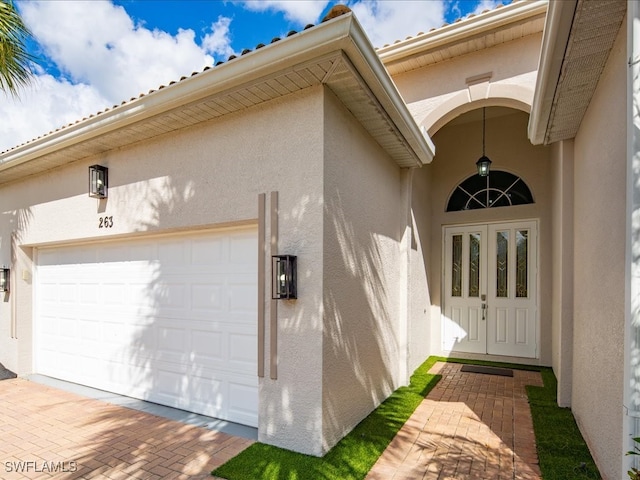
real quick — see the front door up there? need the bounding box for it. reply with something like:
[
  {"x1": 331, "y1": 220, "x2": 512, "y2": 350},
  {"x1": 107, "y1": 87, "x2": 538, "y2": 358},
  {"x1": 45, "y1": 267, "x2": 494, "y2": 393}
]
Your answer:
[{"x1": 442, "y1": 220, "x2": 537, "y2": 358}]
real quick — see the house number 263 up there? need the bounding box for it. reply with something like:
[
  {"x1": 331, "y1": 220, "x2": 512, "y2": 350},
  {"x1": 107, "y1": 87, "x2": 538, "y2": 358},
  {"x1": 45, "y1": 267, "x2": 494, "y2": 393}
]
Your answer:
[{"x1": 99, "y1": 216, "x2": 114, "y2": 228}]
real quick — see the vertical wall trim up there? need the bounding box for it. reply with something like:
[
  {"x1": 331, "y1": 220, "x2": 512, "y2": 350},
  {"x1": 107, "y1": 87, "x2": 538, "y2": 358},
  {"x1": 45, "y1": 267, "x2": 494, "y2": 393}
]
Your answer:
[
  {"x1": 270, "y1": 191, "x2": 279, "y2": 379},
  {"x1": 10, "y1": 233, "x2": 16, "y2": 339},
  {"x1": 258, "y1": 193, "x2": 266, "y2": 378}
]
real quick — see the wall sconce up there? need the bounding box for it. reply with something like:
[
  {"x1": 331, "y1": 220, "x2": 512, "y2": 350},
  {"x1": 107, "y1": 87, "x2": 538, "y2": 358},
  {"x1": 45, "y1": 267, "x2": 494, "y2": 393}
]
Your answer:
[
  {"x1": 0, "y1": 267, "x2": 9, "y2": 292},
  {"x1": 89, "y1": 164, "x2": 108, "y2": 198},
  {"x1": 272, "y1": 255, "x2": 297, "y2": 299}
]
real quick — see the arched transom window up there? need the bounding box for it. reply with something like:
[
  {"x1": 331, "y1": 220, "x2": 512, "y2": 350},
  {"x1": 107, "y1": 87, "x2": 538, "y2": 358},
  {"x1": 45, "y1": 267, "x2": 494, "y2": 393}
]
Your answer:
[{"x1": 446, "y1": 171, "x2": 534, "y2": 212}]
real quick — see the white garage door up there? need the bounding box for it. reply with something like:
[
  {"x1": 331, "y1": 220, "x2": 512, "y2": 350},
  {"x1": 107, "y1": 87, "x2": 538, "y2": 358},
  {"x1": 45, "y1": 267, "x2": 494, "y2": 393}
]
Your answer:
[{"x1": 35, "y1": 227, "x2": 258, "y2": 427}]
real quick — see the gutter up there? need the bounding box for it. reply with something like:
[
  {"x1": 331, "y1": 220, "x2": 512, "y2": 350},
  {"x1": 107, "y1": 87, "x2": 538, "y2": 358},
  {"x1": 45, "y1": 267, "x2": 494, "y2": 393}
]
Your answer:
[{"x1": 527, "y1": 0, "x2": 577, "y2": 145}]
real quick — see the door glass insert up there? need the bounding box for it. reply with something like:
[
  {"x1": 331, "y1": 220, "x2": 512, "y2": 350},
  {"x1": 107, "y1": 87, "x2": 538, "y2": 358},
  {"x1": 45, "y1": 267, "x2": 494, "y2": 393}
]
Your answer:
[
  {"x1": 468, "y1": 233, "x2": 481, "y2": 297},
  {"x1": 452, "y1": 235, "x2": 462, "y2": 297},
  {"x1": 496, "y1": 231, "x2": 509, "y2": 298},
  {"x1": 516, "y1": 230, "x2": 528, "y2": 298}
]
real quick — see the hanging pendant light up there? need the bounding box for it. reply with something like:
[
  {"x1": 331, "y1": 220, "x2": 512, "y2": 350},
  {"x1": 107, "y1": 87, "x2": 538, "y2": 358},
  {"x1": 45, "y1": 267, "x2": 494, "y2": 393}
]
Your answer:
[{"x1": 476, "y1": 107, "x2": 492, "y2": 177}]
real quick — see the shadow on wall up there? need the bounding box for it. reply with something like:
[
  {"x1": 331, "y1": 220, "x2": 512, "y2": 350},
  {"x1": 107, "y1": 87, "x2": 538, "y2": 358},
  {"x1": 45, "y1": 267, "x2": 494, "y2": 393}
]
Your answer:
[{"x1": 321, "y1": 191, "x2": 398, "y2": 448}]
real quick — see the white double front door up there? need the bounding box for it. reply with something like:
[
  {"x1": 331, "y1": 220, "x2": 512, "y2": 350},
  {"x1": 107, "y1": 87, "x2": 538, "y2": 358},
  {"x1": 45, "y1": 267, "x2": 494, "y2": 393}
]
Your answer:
[{"x1": 442, "y1": 220, "x2": 537, "y2": 358}]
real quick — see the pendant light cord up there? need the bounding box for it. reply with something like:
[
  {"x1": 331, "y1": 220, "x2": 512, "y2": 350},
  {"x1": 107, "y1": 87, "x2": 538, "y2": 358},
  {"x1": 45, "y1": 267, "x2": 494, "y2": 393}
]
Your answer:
[{"x1": 482, "y1": 107, "x2": 486, "y2": 156}]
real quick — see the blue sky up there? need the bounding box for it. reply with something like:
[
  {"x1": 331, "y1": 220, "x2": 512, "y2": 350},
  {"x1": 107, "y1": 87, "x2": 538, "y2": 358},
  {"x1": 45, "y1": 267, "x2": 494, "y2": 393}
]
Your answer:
[{"x1": 0, "y1": 0, "x2": 507, "y2": 152}]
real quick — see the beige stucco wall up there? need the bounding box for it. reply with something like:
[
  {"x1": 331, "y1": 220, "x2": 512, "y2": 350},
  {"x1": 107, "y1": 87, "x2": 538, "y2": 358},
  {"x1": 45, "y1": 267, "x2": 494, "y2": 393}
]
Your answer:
[
  {"x1": 571, "y1": 22, "x2": 626, "y2": 480},
  {"x1": 321, "y1": 88, "x2": 408, "y2": 453},
  {"x1": 391, "y1": 33, "x2": 542, "y2": 135},
  {"x1": 409, "y1": 166, "x2": 433, "y2": 373},
  {"x1": 550, "y1": 139, "x2": 574, "y2": 407},
  {"x1": 425, "y1": 109, "x2": 552, "y2": 363},
  {"x1": 0, "y1": 86, "x2": 330, "y2": 456}
]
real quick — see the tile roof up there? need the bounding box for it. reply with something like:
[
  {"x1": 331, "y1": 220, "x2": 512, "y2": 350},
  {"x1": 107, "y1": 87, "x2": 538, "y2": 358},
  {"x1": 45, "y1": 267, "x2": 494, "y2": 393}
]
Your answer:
[
  {"x1": 0, "y1": 4, "x2": 436, "y2": 183},
  {"x1": 376, "y1": 0, "x2": 521, "y2": 50}
]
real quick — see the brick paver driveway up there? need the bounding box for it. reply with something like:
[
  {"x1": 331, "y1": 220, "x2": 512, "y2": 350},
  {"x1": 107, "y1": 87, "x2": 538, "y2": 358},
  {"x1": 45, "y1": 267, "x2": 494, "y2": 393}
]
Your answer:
[{"x1": 0, "y1": 378, "x2": 253, "y2": 479}]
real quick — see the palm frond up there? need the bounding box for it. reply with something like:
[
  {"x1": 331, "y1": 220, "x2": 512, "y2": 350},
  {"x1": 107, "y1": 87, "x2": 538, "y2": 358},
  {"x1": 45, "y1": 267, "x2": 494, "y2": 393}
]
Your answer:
[{"x1": 0, "y1": 0, "x2": 35, "y2": 96}]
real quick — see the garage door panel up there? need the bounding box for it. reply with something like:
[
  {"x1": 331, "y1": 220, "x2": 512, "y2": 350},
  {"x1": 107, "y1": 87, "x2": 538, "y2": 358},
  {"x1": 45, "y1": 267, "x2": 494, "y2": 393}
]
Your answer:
[
  {"x1": 36, "y1": 228, "x2": 258, "y2": 427},
  {"x1": 191, "y1": 238, "x2": 224, "y2": 265}
]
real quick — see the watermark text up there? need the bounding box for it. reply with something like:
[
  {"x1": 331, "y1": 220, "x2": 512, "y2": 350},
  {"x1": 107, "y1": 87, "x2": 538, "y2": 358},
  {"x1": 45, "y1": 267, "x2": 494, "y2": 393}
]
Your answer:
[{"x1": 4, "y1": 460, "x2": 78, "y2": 473}]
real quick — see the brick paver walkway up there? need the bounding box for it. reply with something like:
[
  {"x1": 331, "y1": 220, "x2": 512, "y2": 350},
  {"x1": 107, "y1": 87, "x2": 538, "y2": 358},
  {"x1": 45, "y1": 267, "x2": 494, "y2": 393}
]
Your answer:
[
  {"x1": 366, "y1": 362, "x2": 544, "y2": 480},
  {"x1": 0, "y1": 378, "x2": 253, "y2": 479}
]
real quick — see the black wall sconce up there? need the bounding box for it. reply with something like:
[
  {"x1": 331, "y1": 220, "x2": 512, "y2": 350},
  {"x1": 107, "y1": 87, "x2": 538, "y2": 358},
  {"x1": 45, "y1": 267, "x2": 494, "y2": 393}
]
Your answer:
[
  {"x1": 0, "y1": 267, "x2": 9, "y2": 292},
  {"x1": 89, "y1": 164, "x2": 108, "y2": 198},
  {"x1": 272, "y1": 255, "x2": 297, "y2": 299}
]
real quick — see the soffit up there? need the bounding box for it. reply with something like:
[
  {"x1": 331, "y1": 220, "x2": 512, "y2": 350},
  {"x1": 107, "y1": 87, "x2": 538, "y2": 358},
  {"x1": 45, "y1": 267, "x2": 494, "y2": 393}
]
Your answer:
[
  {"x1": 529, "y1": 0, "x2": 626, "y2": 145},
  {"x1": 544, "y1": 0, "x2": 626, "y2": 143},
  {"x1": 0, "y1": 11, "x2": 433, "y2": 186},
  {"x1": 378, "y1": 0, "x2": 547, "y2": 76}
]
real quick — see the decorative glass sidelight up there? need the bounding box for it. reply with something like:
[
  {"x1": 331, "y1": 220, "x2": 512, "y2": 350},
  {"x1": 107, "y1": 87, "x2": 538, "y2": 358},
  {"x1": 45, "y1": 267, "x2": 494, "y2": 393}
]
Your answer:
[
  {"x1": 496, "y1": 231, "x2": 509, "y2": 297},
  {"x1": 516, "y1": 230, "x2": 529, "y2": 297},
  {"x1": 452, "y1": 235, "x2": 462, "y2": 297},
  {"x1": 469, "y1": 233, "x2": 481, "y2": 297}
]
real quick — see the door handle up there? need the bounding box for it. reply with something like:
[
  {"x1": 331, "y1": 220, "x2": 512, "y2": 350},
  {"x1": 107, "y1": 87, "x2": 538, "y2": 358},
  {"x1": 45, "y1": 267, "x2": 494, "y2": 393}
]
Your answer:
[{"x1": 481, "y1": 294, "x2": 487, "y2": 321}]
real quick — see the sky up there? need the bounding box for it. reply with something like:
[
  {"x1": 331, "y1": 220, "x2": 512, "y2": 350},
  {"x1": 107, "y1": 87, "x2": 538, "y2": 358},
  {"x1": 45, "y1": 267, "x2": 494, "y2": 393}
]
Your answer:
[{"x1": 0, "y1": 0, "x2": 507, "y2": 152}]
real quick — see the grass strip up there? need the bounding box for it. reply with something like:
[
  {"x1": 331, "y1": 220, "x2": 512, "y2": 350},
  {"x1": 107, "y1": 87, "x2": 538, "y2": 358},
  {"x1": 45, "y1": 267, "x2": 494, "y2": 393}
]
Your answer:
[
  {"x1": 212, "y1": 356, "x2": 442, "y2": 480},
  {"x1": 527, "y1": 368, "x2": 601, "y2": 479}
]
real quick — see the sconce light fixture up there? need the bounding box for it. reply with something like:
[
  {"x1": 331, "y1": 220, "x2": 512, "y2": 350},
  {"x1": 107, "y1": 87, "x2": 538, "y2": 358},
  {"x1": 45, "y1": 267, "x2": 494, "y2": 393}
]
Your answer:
[
  {"x1": 475, "y1": 107, "x2": 492, "y2": 177},
  {"x1": 272, "y1": 255, "x2": 297, "y2": 300},
  {"x1": 89, "y1": 164, "x2": 108, "y2": 198},
  {"x1": 0, "y1": 267, "x2": 9, "y2": 292}
]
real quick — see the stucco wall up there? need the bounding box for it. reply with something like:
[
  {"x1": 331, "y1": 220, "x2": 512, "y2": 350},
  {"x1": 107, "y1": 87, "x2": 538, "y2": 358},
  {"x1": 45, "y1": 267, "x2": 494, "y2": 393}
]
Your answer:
[
  {"x1": 550, "y1": 140, "x2": 574, "y2": 407},
  {"x1": 571, "y1": 23, "x2": 626, "y2": 480},
  {"x1": 428, "y1": 109, "x2": 552, "y2": 364},
  {"x1": 322, "y1": 88, "x2": 406, "y2": 453},
  {"x1": 391, "y1": 33, "x2": 542, "y2": 135},
  {"x1": 409, "y1": 166, "x2": 433, "y2": 373},
  {"x1": 0, "y1": 86, "x2": 328, "y2": 456}
]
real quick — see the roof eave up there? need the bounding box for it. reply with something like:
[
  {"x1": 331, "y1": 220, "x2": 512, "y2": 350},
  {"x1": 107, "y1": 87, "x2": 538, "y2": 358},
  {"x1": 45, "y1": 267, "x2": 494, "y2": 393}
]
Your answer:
[
  {"x1": 0, "y1": 11, "x2": 434, "y2": 179},
  {"x1": 343, "y1": 13, "x2": 435, "y2": 166},
  {"x1": 377, "y1": 0, "x2": 548, "y2": 66},
  {"x1": 527, "y1": 0, "x2": 577, "y2": 145}
]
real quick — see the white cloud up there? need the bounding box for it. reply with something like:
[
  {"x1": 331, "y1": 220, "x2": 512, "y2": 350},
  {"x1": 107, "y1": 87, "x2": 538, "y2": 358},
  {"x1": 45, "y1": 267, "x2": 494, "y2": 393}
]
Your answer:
[
  {"x1": 0, "y1": 0, "x2": 236, "y2": 152},
  {"x1": 18, "y1": 0, "x2": 225, "y2": 103},
  {"x1": 472, "y1": 0, "x2": 502, "y2": 16},
  {"x1": 0, "y1": 73, "x2": 110, "y2": 152},
  {"x1": 241, "y1": 1, "x2": 330, "y2": 25},
  {"x1": 202, "y1": 16, "x2": 236, "y2": 60},
  {"x1": 348, "y1": 1, "x2": 446, "y2": 48}
]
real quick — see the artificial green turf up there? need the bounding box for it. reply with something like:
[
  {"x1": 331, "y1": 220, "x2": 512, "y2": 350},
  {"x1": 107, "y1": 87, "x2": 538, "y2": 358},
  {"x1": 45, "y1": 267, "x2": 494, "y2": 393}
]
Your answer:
[
  {"x1": 527, "y1": 368, "x2": 601, "y2": 479},
  {"x1": 213, "y1": 356, "x2": 602, "y2": 480},
  {"x1": 212, "y1": 356, "x2": 442, "y2": 480}
]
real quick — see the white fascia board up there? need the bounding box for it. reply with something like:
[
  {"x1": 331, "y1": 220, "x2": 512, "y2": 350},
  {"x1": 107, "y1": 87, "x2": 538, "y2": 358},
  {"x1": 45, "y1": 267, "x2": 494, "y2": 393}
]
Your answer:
[
  {"x1": 527, "y1": 0, "x2": 577, "y2": 145},
  {"x1": 377, "y1": 0, "x2": 548, "y2": 66},
  {"x1": 1, "y1": 11, "x2": 434, "y2": 173}
]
